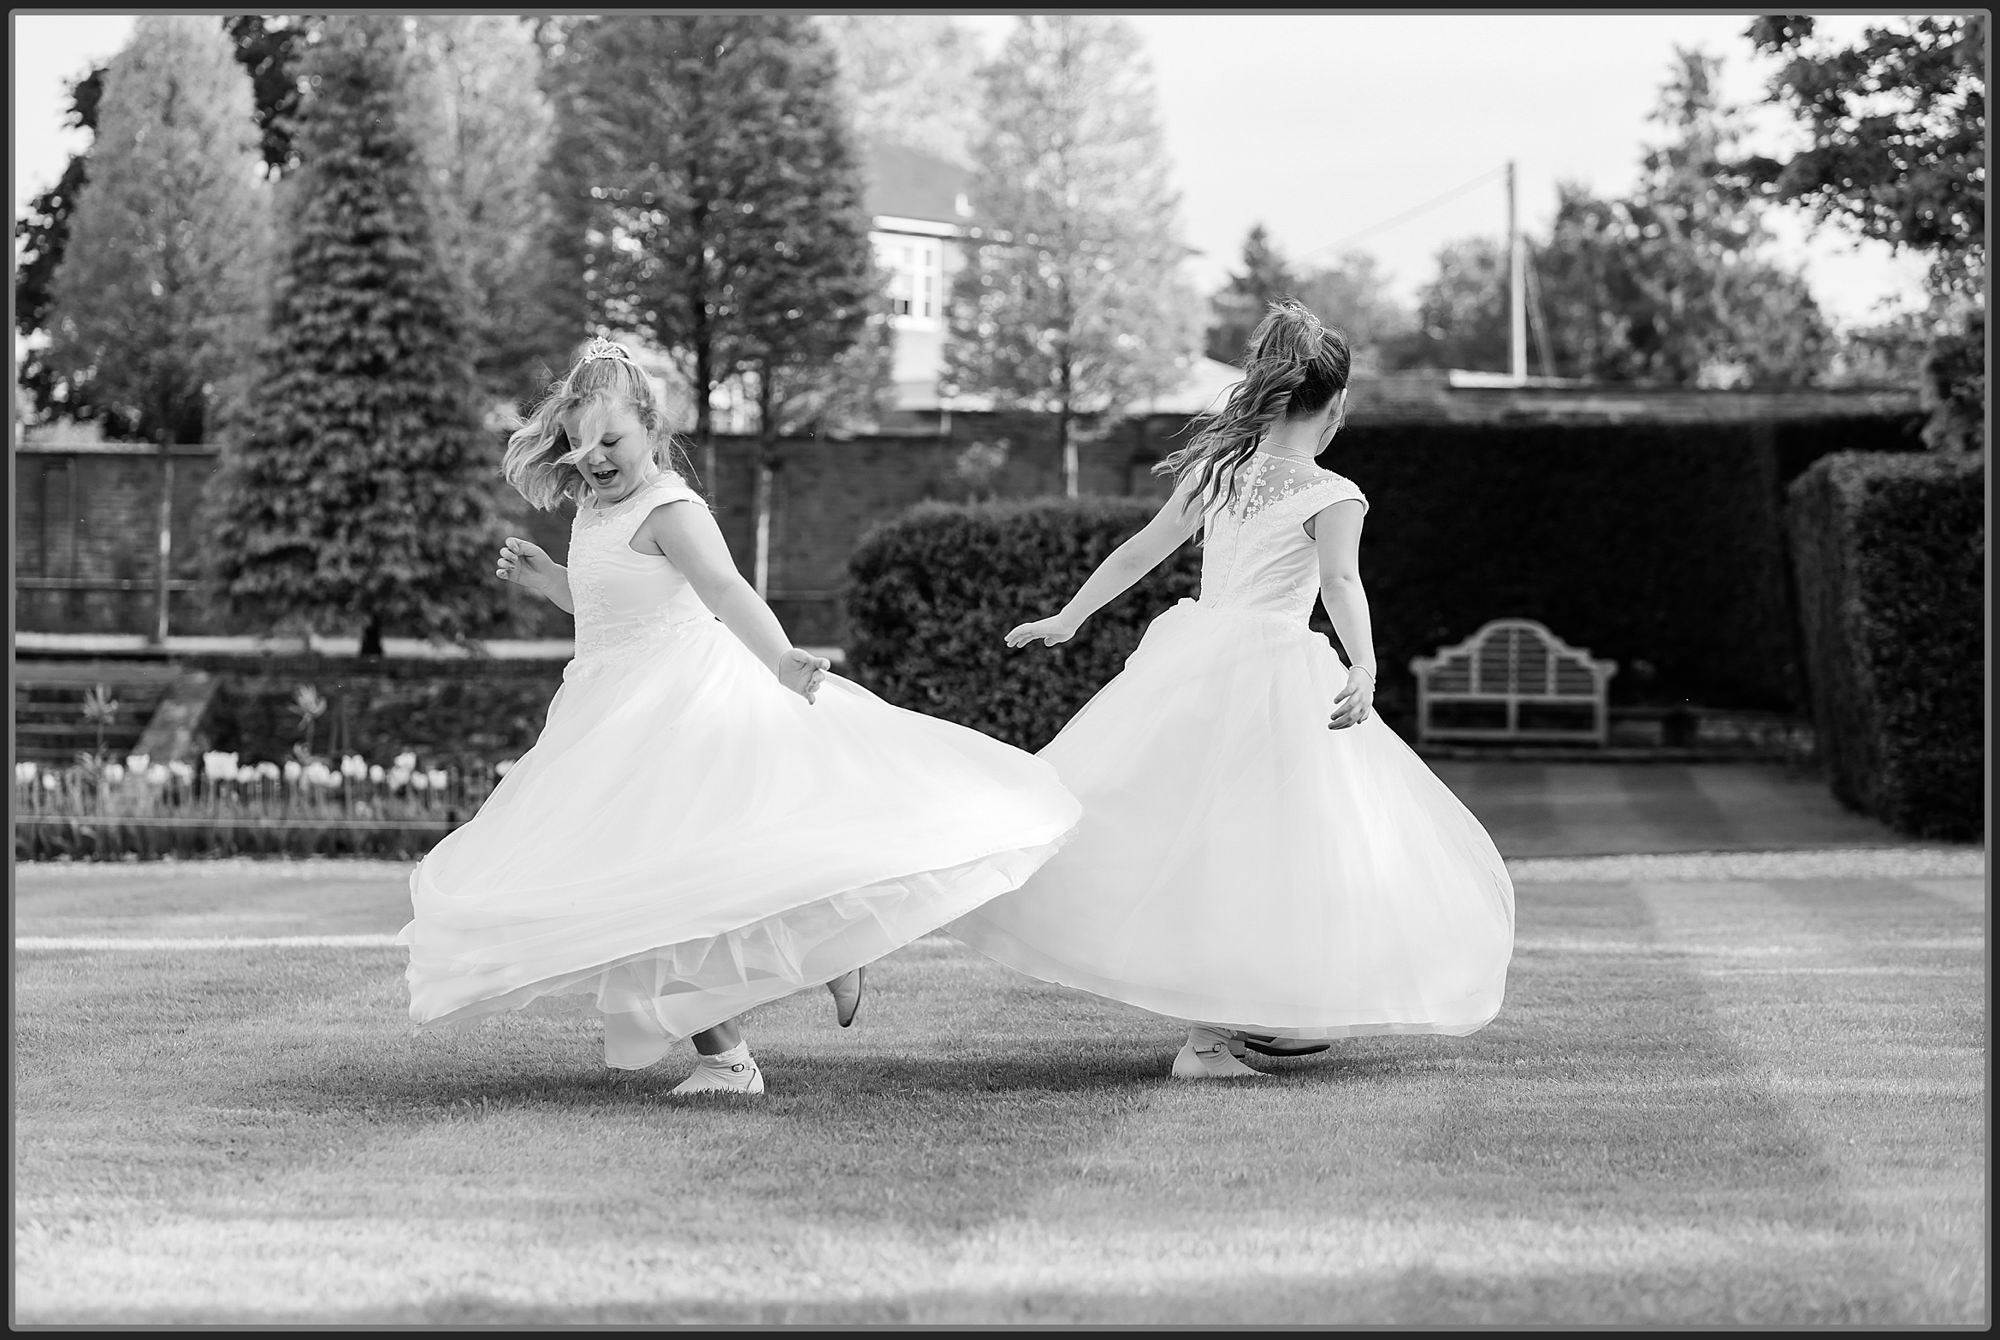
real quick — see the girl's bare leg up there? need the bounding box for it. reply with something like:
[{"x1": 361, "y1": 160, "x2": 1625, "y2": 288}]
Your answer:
[{"x1": 691, "y1": 1018, "x2": 743, "y2": 1056}]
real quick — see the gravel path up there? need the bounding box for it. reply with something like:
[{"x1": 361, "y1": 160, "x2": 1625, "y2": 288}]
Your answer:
[{"x1": 1505, "y1": 846, "x2": 1985, "y2": 883}]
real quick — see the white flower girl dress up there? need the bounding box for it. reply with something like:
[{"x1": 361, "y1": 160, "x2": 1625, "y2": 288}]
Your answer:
[
  {"x1": 399, "y1": 472, "x2": 1081, "y2": 1067},
  {"x1": 950, "y1": 452, "x2": 1514, "y2": 1042}
]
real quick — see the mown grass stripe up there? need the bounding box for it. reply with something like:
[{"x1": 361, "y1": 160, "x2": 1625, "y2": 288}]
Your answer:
[
  {"x1": 1634, "y1": 879, "x2": 1985, "y2": 1322},
  {"x1": 13, "y1": 868, "x2": 1987, "y2": 1325},
  {"x1": 16, "y1": 935, "x2": 401, "y2": 951}
]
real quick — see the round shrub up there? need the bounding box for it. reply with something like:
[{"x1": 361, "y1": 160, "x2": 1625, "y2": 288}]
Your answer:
[{"x1": 844, "y1": 497, "x2": 1203, "y2": 751}]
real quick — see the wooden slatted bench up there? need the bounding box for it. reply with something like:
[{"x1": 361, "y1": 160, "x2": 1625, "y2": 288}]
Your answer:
[{"x1": 1409, "y1": 618, "x2": 1618, "y2": 747}]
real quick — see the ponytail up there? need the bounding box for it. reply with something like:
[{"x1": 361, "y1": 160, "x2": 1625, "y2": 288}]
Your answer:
[{"x1": 1154, "y1": 298, "x2": 1352, "y2": 517}]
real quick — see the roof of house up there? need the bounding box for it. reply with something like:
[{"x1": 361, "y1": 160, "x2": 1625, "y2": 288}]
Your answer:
[{"x1": 860, "y1": 138, "x2": 973, "y2": 224}]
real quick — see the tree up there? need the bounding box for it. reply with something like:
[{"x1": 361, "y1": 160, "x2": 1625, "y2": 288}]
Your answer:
[
  {"x1": 945, "y1": 15, "x2": 1200, "y2": 497},
  {"x1": 1400, "y1": 49, "x2": 1831, "y2": 386},
  {"x1": 1742, "y1": 14, "x2": 1984, "y2": 446},
  {"x1": 221, "y1": 15, "x2": 317, "y2": 177},
  {"x1": 1295, "y1": 249, "x2": 1416, "y2": 376},
  {"x1": 1395, "y1": 237, "x2": 1512, "y2": 374},
  {"x1": 1614, "y1": 46, "x2": 1830, "y2": 385},
  {"x1": 717, "y1": 18, "x2": 885, "y2": 595},
  {"x1": 1743, "y1": 15, "x2": 1985, "y2": 297},
  {"x1": 404, "y1": 16, "x2": 558, "y2": 406},
  {"x1": 540, "y1": 14, "x2": 887, "y2": 590},
  {"x1": 1204, "y1": 224, "x2": 1300, "y2": 366},
  {"x1": 18, "y1": 17, "x2": 316, "y2": 432},
  {"x1": 38, "y1": 15, "x2": 272, "y2": 443},
  {"x1": 14, "y1": 64, "x2": 106, "y2": 428},
  {"x1": 207, "y1": 13, "x2": 503, "y2": 657},
  {"x1": 816, "y1": 14, "x2": 985, "y2": 168}
]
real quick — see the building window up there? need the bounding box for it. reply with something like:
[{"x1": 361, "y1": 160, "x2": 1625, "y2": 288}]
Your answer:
[{"x1": 876, "y1": 235, "x2": 944, "y2": 325}]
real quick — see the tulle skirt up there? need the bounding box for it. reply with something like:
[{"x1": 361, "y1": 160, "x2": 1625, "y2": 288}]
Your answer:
[
  {"x1": 949, "y1": 599, "x2": 1515, "y2": 1039},
  {"x1": 399, "y1": 617, "x2": 1080, "y2": 1068}
]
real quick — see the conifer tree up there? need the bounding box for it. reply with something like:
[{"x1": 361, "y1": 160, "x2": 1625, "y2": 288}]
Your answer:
[{"x1": 208, "y1": 14, "x2": 503, "y2": 656}]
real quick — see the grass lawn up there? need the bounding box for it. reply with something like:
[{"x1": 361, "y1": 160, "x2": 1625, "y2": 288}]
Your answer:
[{"x1": 11, "y1": 853, "x2": 1988, "y2": 1326}]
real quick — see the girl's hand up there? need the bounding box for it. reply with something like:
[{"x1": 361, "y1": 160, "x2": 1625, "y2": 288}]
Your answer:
[
  {"x1": 496, "y1": 537, "x2": 557, "y2": 596},
  {"x1": 1005, "y1": 614, "x2": 1078, "y2": 648},
  {"x1": 1328, "y1": 665, "x2": 1375, "y2": 730},
  {"x1": 777, "y1": 648, "x2": 832, "y2": 704}
]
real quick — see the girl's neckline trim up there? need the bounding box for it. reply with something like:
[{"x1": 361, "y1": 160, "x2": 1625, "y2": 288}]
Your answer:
[{"x1": 582, "y1": 472, "x2": 673, "y2": 512}]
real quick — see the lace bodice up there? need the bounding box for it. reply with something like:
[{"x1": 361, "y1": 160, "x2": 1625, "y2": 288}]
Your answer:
[
  {"x1": 1195, "y1": 452, "x2": 1369, "y2": 620},
  {"x1": 566, "y1": 473, "x2": 715, "y2": 675}
]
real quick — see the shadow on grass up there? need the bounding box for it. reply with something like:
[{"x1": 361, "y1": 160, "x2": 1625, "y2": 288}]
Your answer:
[
  {"x1": 245, "y1": 1041, "x2": 1357, "y2": 1112},
  {"x1": 70, "y1": 1245, "x2": 1951, "y2": 1328}
]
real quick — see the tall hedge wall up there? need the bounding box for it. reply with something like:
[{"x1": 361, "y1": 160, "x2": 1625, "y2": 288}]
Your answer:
[
  {"x1": 1785, "y1": 451, "x2": 1985, "y2": 841},
  {"x1": 1324, "y1": 417, "x2": 1914, "y2": 717},
  {"x1": 845, "y1": 416, "x2": 1925, "y2": 750},
  {"x1": 844, "y1": 499, "x2": 1202, "y2": 750}
]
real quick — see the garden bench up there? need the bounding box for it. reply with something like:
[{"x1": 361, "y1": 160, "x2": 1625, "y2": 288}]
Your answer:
[{"x1": 1408, "y1": 618, "x2": 1617, "y2": 747}]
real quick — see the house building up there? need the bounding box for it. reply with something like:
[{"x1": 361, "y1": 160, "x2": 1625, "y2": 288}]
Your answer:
[
  {"x1": 860, "y1": 139, "x2": 976, "y2": 419},
  {"x1": 857, "y1": 136, "x2": 1246, "y2": 426}
]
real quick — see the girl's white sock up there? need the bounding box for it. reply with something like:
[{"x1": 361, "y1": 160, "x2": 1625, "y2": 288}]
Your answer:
[{"x1": 703, "y1": 1041, "x2": 751, "y2": 1068}]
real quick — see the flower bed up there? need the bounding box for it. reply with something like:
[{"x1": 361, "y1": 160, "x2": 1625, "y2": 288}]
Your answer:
[{"x1": 14, "y1": 748, "x2": 513, "y2": 862}]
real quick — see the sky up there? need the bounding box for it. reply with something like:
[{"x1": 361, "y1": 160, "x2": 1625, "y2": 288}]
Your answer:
[{"x1": 12, "y1": 11, "x2": 1937, "y2": 330}]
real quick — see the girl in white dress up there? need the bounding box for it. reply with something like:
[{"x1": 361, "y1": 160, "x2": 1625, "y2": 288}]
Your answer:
[
  {"x1": 398, "y1": 338, "x2": 1080, "y2": 1095},
  {"x1": 949, "y1": 300, "x2": 1514, "y2": 1079}
]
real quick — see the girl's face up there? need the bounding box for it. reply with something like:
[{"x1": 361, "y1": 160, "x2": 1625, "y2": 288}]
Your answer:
[{"x1": 561, "y1": 398, "x2": 656, "y2": 505}]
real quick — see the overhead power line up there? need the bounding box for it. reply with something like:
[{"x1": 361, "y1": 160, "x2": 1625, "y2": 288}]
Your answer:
[{"x1": 1300, "y1": 164, "x2": 1510, "y2": 263}]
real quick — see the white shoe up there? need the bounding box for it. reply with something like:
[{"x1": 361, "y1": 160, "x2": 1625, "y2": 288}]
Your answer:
[
  {"x1": 828, "y1": 966, "x2": 864, "y2": 1028},
  {"x1": 1172, "y1": 1027, "x2": 1268, "y2": 1079},
  {"x1": 668, "y1": 1055, "x2": 765, "y2": 1096}
]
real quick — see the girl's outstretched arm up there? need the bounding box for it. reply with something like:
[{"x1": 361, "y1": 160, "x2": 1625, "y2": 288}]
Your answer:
[
  {"x1": 1005, "y1": 476, "x2": 1207, "y2": 648},
  {"x1": 1310, "y1": 499, "x2": 1377, "y2": 729},
  {"x1": 643, "y1": 500, "x2": 830, "y2": 703},
  {"x1": 496, "y1": 536, "x2": 574, "y2": 614}
]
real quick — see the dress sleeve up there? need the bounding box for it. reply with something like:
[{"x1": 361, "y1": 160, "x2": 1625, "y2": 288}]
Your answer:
[
  {"x1": 646, "y1": 473, "x2": 710, "y2": 512},
  {"x1": 1279, "y1": 474, "x2": 1369, "y2": 533}
]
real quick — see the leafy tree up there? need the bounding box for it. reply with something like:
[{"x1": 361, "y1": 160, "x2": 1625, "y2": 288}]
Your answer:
[
  {"x1": 1822, "y1": 310, "x2": 1936, "y2": 388},
  {"x1": 540, "y1": 14, "x2": 886, "y2": 590},
  {"x1": 18, "y1": 17, "x2": 316, "y2": 431},
  {"x1": 1295, "y1": 248, "x2": 1417, "y2": 376},
  {"x1": 816, "y1": 14, "x2": 985, "y2": 168},
  {"x1": 221, "y1": 14, "x2": 318, "y2": 176},
  {"x1": 1395, "y1": 237, "x2": 1512, "y2": 374},
  {"x1": 720, "y1": 19, "x2": 885, "y2": 593},
  {"x1": 945, "y1": 15, "x2": 1200, "y2": 497},
  {"x1": 1741, "y1": 14, "x2": 1984, "y2": 447},
  {"x1": 1400, "y1": 49, "x2": 1831, "y2": 386},
  {"x1": 1204, "y1": 224, "x2": 1300, "y2": 366},
  {"x1": 1742, "y1": 15, "x2": 1985, "y2": 297},
  {"x1": 207, "y1": 13, "x2": 502, "y2": 656},
  {"x1": 404, "y1": 15, "x2": 557, "y2": 405},
  {"x1": 38, "y1": 15, "x2": 272, "y2": 443},
  {"x1": 14, "y1": 64, "x2": 105, "y2": 426}
]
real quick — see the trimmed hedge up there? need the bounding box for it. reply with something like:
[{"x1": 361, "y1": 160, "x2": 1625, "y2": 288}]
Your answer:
[
  {"x1": 844, "y1": 498, "x2": 1203, "y2": 751},
  {"x1": 1326, "y1": 418, "x2": 1916, "y2": 717},
  {"x1": 191, "y1": 653, "x2": 565, "y2": 771},
  {"x1": 844, "y1": 417, "x2": 1925, "y2": 750},
  {"x1": 1785, "y1": 451, "x2": 1985, "y2": 841},
  {"x1": 16, "y1": 816, "x2": 451, "y2": 862}
]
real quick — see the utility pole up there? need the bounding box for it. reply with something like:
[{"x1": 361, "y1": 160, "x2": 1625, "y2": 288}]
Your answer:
[
  {"x1": 1507, "y1": 159, "x2": 1527, "y2": 383},
  {"x1": 154, "y1": 435, "x2": 173, "y2": 646}
]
